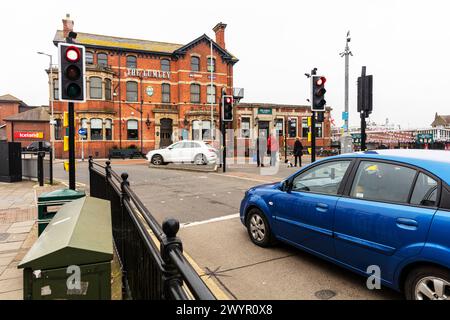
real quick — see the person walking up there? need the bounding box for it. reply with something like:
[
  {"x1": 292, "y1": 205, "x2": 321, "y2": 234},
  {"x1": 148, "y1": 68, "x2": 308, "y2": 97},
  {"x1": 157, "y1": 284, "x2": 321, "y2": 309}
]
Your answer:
[
  {"x1": 268, "y1": 133, "x2": 279, "y2": 166},
  {"x1": 293, "y1": 138, "x2": 303, "y2": 167}
]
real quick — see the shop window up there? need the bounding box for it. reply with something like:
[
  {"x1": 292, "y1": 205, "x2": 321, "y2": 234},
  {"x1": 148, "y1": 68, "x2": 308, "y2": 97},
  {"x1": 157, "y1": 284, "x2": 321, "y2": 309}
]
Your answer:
[
  {"x1": 89, "y1": 77, "x2": 102, "y2": 99},
  {"x1": 289, "y1": 118, "x2": 297, "y2": 138},
  {"x1": 241, "y1": 117, "x2": 250, "y2": 138},
  {"x1": 207, "y1": 85, "x2": 216, "y2": 104},
  {"x1": 192, "y1": 120, "x2": 212, "y2": 140},
  {"x1": 54, "y1": 119, "x2": 62, "y2": 140},
  {"x1": 127, "y1": 55, "x2": 137, "y2": 69},
  {"x1": 127, "y1": 120, "x2": 138, "y2": 140},
  {"x1": 191, "y1": 56, "x2": 200, "y2": 72},
  {"x1": 275, "y1": 119, "x2": 284, "y2": 136},
  {"x1": 161, "y1": 59, "x2": 170, "y2": 72},
  {"x1": 105, "y1": 79, "x2": 112, "y2": 101},
  {"x1": 207, "y1": 57, "x2": 216, "y2": 72},
  {"x1": 302, "y1": 118, "x2": 309, "y2": 137},
  {"x1": 190, "y1": 84, "x2": 200, "y2": 103},
  {"x1": 53, "y1": 78, "x2": 59, "y2": 101},
  {"x1": 315, "y1": 123, "x2": 323, "y2": 138},
  {"x1": 90, "y1": 118, "x2": 103, "y2": 141},
  {"x1": 86, "y1": 52, "x2": 94, "y2": 65},
  {"x1": 126, "y1": 81, "x2": 138, "y2": 102},
  {"x1": 162, "y1": 83, "x2": 170, "y2": 103},
  {"x1": 105, "y1": 119, "x2": 112, "y2": 141}
]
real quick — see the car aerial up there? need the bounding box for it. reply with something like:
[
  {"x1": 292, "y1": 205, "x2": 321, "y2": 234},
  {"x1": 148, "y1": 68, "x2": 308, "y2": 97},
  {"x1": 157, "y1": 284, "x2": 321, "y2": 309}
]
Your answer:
[
  {"x1": 240, "y1": 149, "x2": 450, "y2": 300},
  {"x1": 24, "y1": 141, "x2": 51, "y2": 152},
  {"x1": 146, "y1": 140, "x2": 218, "y2": 166}
]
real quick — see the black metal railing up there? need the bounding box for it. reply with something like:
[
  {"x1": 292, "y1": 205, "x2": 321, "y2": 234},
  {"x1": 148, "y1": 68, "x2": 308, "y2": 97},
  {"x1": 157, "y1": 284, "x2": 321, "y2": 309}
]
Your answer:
[{"x1": 88, "y1": 156, "x2": 215, "y2": 300}]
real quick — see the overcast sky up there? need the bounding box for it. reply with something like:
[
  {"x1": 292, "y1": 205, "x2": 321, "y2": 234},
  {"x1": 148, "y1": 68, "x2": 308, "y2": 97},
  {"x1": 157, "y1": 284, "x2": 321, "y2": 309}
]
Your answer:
[{"x1": 1, "y1": 0, "x2": 449, "y2": 128}]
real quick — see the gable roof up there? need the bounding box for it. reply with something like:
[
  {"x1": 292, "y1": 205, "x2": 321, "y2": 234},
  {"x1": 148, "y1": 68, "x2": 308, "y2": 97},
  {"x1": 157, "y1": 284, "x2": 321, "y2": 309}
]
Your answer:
[
  {"x1": 4, "y1": 106, "x2": 49, "y2": 122},
  {"x1": 431, "y1": 114, "x2": 450, "y2": 127},
  {"x1": 53, "y1": 30, "x2": 238, "y2": 63},
  {"x1": 0, "y1": 94, "x2": 27, "y2": 106}
]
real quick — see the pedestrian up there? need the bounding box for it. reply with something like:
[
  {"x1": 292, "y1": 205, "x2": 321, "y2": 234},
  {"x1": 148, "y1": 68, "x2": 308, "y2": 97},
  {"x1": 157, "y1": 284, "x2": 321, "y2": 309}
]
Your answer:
[
  {"x1": 268, "y1": 133, "x2": 279, "y2": 166},
  {"x1": 293, "y1": 138, "x2": 303, "y2": 167}
]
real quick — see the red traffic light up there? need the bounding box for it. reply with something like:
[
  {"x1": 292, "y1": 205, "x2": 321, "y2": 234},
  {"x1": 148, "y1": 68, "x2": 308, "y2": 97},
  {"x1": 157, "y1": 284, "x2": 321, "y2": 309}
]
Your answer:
[
  {"x1": 225, "y1": 97, "x2": 233, "y2": 104},
  {"x1": 316, "y1": 76, "x2": 327, "y2": 86},
  {"x1": 65, "y1": 46, "x2": 81, "y2": 62}
]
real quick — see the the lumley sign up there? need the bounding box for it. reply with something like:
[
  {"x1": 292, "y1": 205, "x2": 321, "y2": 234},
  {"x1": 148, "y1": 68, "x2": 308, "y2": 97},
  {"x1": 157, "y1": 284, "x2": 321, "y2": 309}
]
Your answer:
[{"x1": 125, "y1": 68, "x2": 171, "y2": 79}]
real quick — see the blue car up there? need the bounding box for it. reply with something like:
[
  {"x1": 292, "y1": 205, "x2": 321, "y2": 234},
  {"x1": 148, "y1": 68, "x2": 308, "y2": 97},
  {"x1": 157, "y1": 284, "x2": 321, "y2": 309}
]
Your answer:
[{"x1": 240, "y1": 149, "x2": 450, "y2": 300}]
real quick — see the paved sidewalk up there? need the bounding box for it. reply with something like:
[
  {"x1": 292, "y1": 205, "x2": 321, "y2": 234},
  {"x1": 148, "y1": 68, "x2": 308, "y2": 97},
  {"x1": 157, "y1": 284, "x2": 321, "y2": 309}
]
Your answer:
[{"x1": 0, "y1": 181, "x2": 61, "y2": 300}]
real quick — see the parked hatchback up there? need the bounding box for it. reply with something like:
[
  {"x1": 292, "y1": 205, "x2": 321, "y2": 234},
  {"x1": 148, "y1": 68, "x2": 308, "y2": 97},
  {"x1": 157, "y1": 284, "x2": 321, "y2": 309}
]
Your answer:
[
  {"x1": 146, "y1": 140, "x2": 218, "y2": 165},
  {"x1": 240, "y1": 149, "x2": 450, "y2": 300}
]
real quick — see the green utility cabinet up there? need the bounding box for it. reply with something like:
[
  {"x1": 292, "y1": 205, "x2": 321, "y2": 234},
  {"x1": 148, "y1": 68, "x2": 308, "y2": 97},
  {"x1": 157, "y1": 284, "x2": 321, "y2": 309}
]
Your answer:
[
  {"x1": 19, "y1": 196, "x2": 113, "y2": 300},
  {"x1": 37, "y1": 188, "x2": 86, "y2": 235}
]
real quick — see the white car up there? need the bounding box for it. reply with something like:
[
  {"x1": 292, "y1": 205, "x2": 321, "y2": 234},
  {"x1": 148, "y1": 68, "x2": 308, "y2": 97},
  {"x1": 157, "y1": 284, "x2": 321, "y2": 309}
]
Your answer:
[{"x1": 146, "y1": 140, "x2": 218, "y2": 166}]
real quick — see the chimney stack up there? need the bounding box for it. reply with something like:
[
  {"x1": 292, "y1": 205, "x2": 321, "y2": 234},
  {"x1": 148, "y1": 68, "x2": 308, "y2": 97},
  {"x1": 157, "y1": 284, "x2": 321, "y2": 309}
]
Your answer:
[
  {"x1": 62, "y1": 13, "x2": 74, "y2": 38},
  {"x1": 213, "y1": 22, "x2": 227, "y2": 49}
]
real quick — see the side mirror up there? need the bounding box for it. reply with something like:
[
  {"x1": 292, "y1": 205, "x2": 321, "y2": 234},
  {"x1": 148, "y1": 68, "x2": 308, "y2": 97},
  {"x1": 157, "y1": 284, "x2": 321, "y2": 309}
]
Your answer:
[
  {"x1": 281, "y1": 179, "x2": 292, "y2": 192},
  {"x1": 168, "y1": 146, "x2": 173, "y2": 150}
]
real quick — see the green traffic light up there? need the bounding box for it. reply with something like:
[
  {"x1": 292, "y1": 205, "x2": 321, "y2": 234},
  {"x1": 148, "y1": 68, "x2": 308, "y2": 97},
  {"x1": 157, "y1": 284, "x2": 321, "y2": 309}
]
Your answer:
[{"x1": 66, "y1": 83, "x2": 81, "y2": 98}]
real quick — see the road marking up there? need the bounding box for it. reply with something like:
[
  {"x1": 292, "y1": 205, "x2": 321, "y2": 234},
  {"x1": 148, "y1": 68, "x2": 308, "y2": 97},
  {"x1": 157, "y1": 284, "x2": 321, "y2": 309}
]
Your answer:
[
  {"x1": 180, "y1": 213, "x2": 240, "y2": 229},
  {"x1": 209, "y1": 172, "x2": 277, "y2": 184}
]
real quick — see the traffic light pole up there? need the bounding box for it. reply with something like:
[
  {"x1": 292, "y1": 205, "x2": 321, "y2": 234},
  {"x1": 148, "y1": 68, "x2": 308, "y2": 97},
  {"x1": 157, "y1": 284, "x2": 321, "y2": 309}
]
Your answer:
[
  {"x1": 310, "y1": 68, "x2": 317, "y2": 163},
  {"x1": 360, "y1": 111, "x2": 367, "y2": 151},
  {"x1": 68, "y1": 102, "x2": 76, "y2": 190}
]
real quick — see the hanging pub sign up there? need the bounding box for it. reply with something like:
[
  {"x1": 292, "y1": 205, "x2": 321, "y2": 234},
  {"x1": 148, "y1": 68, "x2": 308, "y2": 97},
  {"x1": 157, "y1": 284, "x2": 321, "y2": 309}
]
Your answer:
[{"x1": 126, "y1": 68, "x2": 171, "y2": 79}]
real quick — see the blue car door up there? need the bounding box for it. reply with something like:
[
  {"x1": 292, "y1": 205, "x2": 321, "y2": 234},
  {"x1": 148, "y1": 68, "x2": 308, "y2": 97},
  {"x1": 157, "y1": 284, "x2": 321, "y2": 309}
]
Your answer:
[
  {"x1": 272, "y1": 160, "x2": 353, "y2": 258},
  {"x1": 334, "y1": 160, "x2": 438, "y2": 284}
]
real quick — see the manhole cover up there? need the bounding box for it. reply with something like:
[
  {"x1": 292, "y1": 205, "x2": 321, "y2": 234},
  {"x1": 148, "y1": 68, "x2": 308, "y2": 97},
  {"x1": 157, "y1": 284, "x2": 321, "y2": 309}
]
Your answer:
[
  {"x1": 0, "y1": 233, "x2": 9, "y2": 241},
  {"x1": 315, "y1": 289, "x2": 336, "y2": 300}
]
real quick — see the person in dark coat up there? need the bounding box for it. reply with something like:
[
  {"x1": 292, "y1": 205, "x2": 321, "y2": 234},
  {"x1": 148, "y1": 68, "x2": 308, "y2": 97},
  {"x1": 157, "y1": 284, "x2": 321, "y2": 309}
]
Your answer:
[
  {"x1": 293, "y1": 138, "x2": 303, "y2": 167},
  {"x1": 256, "y1": 131, "x2": 267, "y2": 167}
]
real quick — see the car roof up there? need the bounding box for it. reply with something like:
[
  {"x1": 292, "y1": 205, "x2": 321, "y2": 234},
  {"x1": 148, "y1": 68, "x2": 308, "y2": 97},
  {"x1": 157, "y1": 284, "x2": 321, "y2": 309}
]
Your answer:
[{"x1": 329, "y1": 149, "x2": 450, "y2": 185}]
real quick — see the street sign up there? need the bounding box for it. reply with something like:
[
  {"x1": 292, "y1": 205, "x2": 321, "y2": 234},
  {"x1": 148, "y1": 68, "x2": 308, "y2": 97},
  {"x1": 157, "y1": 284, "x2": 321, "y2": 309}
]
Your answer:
[{"x1": 78, "y1": 128, "x2": 87, "y2": 136}]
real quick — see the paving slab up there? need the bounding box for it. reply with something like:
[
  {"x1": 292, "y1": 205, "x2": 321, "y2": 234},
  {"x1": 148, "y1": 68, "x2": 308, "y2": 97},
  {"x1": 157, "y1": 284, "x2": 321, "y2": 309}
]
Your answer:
[
  {"x1": 0, "y1": 277, "x2": 22, "y2": 293},
  {"x1": 0, "y1": 289, "x2": 22, "y2": 300},
  {"x1": 0, "y1": 242, "x2": 23, "y2": 253},
  {"x1": 10, "y1": 221, "x2": 35, "y2": 228},
  {"x1": 0, "y1": 225, "x2": 9, "y2": 233},
  {"x1": 5, "y1": 233, "x2": 28, "y2": 242},
  {"x1": 0, "y1": 255, "x2": 14, "y2": 267},
  {"x1": 7, "y1": 225, "x2": 33, "y2": 234},
  {"x1": 0, "y1": 267, "x2": 23, "y2": 280}
]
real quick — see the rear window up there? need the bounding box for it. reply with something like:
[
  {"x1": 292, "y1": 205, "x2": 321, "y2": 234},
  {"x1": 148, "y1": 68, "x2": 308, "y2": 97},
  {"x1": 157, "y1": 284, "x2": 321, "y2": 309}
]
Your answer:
[{"x1": 410, "y1": 173, "x2": 438, "y2": 207}]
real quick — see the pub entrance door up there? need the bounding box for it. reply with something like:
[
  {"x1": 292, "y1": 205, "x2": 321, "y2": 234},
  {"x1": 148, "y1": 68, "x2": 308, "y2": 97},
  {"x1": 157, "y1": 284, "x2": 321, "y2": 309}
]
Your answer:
[{"x1": 160, "y1": 118, "x2": 173, "y2": 148}]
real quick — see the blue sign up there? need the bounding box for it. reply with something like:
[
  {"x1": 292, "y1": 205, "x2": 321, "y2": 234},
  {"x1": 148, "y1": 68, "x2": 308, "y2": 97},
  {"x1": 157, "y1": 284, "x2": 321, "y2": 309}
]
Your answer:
[
  {"x1": 78, "y1": 128, "x2": 87, "y2": 136},
  {"x1": 342, "y1": 111, "x2": 349, "y2": 121}
]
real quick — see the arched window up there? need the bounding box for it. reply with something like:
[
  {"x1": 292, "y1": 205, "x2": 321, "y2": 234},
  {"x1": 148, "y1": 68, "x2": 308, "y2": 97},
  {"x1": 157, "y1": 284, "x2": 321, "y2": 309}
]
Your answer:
[
  {"x1": 127, "y1": 120, "x2": 138, "y2": 140},
  {"x1": 105, "y1": 119, "x2": 112, "y2": 140},
  {"x1": 126, "y1": 81, "x2": 138, "y2": 102},
  {"x1": 126, "y1": 55, "x2": 137, "y2": 69},
  {"x1": 97, "y1": 53, "x2": 108, "y2": 66},
  {"x1": 190, "y1": 84, "x2": 200, "y2": 103},
  {"x1": 162, "y1": 83, "x2": 170, "y2": 103},
  {"x1": 207, "y1": 85, "x2": 216, "y2": 104},
  {"x1": 191, "y1": 56, "x2": 200, "y2": 72},
  {"x1": 89, "y1": 77, "x2": 102, "y2": 99},
  {"x1": 161, "y1": 59, "x2": 170, "y2": 72},
  {"x1": 207, "y1": 57, "x2": 216, "y2": 72},
  {"x1": 85, "y1": 51, "x2": 94, "y2": 65},
  {"x1": 105, "y1": 79, "x2": 112, "y2": 100},
  {"x1": 90, "y1": 118, "x2": 103, "y2": 140}
]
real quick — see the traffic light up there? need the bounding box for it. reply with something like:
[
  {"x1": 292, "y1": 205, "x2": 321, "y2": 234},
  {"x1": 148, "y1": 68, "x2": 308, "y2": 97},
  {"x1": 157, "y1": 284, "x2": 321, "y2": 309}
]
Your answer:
[
  {"x1": 311, "y1": 75, "x2": 326, "y2": 112},
  {"x1": 58, "y1": 43, "x2": 86, "y2": 102},
  {"x1": 357, "y1": 75, "x2": 373, "y2": 114},
  {"x1": 222, "y1": 95, "x2": 233, "y2": 121}
]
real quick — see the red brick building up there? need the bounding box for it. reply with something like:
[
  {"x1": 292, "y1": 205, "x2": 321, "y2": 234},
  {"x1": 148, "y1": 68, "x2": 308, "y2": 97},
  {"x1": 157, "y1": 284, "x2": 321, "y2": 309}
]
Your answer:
[
  {"x1": 0, "y1": 94, "x2": 36, "y2": 140},
  {"x1": 50, "y1": 15, "x2": 238, "y2": 158}
]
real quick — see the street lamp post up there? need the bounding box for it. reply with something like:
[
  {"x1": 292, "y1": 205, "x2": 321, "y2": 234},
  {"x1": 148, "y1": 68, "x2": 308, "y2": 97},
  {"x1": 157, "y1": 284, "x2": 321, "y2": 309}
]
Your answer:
[{"x1": 37, "y1": 51, "x2": 55, "y2": 161}]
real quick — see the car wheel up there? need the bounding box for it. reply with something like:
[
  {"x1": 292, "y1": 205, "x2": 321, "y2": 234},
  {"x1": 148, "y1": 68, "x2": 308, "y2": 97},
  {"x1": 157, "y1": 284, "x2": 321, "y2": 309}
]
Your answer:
[
  {"x1": 194, "y1": 154, "x2": 207, "y2": 165},
  {"x1": 246, "y1": 208, "x2": 275, "y2": 247},
  {"x1": 151, "y1": 154, "x2": 164, "y2": 166},
  {"x1": 405, "y1": 266, "x2": 450, "y2": 300}
]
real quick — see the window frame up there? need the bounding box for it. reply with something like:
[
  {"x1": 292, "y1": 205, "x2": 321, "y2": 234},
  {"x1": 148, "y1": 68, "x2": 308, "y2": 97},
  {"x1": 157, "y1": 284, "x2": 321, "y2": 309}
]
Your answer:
[
  {"x1": 190, "y1": 83, "x2": 201, "y2": 103},
  {"x1": 126, "y1": 81, "x2": 138, "y2": 102},
  {"x1": 90, "y1": 118, "x2": 103, "y2": 141},
  {"x1": 105, "y1": 78, "x2": 112, "y2": 101},
  {"x1": 53, "y1": 78, "x2": 59, "y2": 101},
  {"x1": 126, "y1": 55, "x2": 137, "y2": 69},
  {"x1": 289, "y1": 159, "x2": 354, "y2": 196},
  {"x1": 162, "y1": 83, "x2": 171, "y2": 103},
  {"x1": 97, "y1": 53, "x2": 108, "y2": 67},
  {"x1": 207, "y1": 57, "x2": 216, "y2": 72},
  {"x1": 191, "y1": 56, "x2": 200, "y2": 72},
  {"x1": 127, "y1": 119, "x2": 139, "y2": 140},
  {"x1": 341, "y1": 158, "x2": 443, "y2": 209},
  {"x1": 105, "y1": 118, "x2": 112, "y2": 141},
  {"x1": 86, "y1": 51, "x2": 94, "y2": 65},
  {"x1": 161, "y1": 59, "x2": 170, "y2": 72},
  {"x1": 89, "y1": 77, "x2": 103, "y2": 100},
  {"x1": 206, "y1": 84, "x2": 216, "y2": 104}
]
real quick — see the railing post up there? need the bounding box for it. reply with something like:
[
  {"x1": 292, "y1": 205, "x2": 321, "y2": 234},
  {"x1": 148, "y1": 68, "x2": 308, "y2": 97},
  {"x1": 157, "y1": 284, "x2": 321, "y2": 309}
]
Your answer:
[
  {"x1": 161, "y1": 218, "x2": 184, "y2": 300},
  {"x1": 120, "y1": 172, "x2": 129, "y2": 297},
  {"x1": 88, "y1": 155, "x2": 93, "y2": 170},
  {"x1": 105, "y1": 161, "x2": 111, "y2": 179}
]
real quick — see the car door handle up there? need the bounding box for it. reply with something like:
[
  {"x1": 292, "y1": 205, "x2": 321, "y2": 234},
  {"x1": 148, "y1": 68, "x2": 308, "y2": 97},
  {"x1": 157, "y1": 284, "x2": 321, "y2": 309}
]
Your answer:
[
  {"x1": 316, "y1": 203, "x2": 329, "y2": 212},
  {"x1": 396, "y1": 218, "x2": 418, "y2": 230}
]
